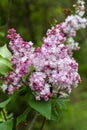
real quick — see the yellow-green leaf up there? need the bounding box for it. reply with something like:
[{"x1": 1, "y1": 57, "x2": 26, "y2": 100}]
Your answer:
[{"x1": 0, "y1": 45, "x2": 12, "y2": 60}]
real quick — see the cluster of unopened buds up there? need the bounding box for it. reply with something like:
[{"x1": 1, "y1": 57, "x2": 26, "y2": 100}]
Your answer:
[{"x1": 1, "y1": 0, "x2": 87, "y2": 101}]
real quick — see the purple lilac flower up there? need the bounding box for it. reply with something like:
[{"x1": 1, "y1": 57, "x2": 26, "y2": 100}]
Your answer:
[
  {"x1": 1, "y1": 0, "x2": 87, "y2": 101},
  {"x1": 2, "y1": 29, "x2": 34, "y2": 94}
]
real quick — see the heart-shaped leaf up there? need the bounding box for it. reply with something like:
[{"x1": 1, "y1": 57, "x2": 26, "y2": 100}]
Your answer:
[{"x1": 29, "y1": 98, "x2": 51, "y2": 119}]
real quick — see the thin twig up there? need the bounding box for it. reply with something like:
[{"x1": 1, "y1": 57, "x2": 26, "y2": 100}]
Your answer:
[
  {"x1": 40, "y1": 117, "x2": 46, "y2": 130},
  {"x1": 4, "y1": 0, "x2": 12, "y2": 43},
  {"x1": 28, "y1": 112, "x2": 40, "y2": 130},
  {"x1": 13, "y1": 115, "x2": 17, "y2": 130}
]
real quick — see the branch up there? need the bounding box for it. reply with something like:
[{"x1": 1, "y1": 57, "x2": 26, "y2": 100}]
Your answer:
[
  {"x1": 40, "y1": 117, "x2": 46, "y2": 130},
  {"x1": 28, "y1": 112, "x2": 40, "y2": 130}
]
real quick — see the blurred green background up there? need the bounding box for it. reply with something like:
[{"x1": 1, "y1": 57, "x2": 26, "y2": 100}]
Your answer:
[{"x1": 0, "y1": 0, "x2": 87, "y2": 130}]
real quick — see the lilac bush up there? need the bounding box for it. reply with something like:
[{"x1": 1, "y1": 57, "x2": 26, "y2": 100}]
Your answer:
[
  {"x1": 0, "y1": 0, "x2": 87, "y2": 129},
  {"x1": 1, "y1": 0, "x2": 87, "y2": 101}
]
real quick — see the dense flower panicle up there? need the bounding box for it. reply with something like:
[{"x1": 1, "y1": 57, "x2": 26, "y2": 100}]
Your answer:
[
  {"x1": 1, "y1": 72, "x2": 22, "y2": 94},
  {"x1": 1, "y1": 0, "x2": 86, "y2": 101},
  {"x1": 62, "y1": 0, "x2": 87, "y2": 54},
  {"x1": 7, "y1": 28, "x2": 17, "y2": 42},
  {"x1": 62, "y1": 15, "x2": 87, "y2": 37},
  {"x1": 28, "y1": 40, "x2": 81, "y2": 100},
  {"x1": 2, "y1": 29, "x2": 35, "y2": 94},
  {"x1": 62, "y1": 0, "x2": 87, "y2": 37},
  {"x1": 29, "y1": 72, "x2": 51, "y2": 101},
  {"x1": 73, "y1": 0, "x2": 85, "y2": 17},
  {"x1": 43, "y1": 24, "x2": 66, "y2": 45},
  {"x1": 8, "y1": 28, "x2": 34, "y2": 75}
]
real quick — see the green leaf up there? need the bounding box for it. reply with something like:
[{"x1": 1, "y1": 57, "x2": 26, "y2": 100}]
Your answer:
[
  {"x1": 22, "y1": 74, "x2": 28, "y2": 83},
  {"x1": 0, "y1": 98, "x2": 11, "y2": 108},
  {"x1": 29, "y1": 66, "x2": 35, "y2": 73},
  {"x1": 0, "y1": 45, "x2": 12, "y2": 60},
  {"x1": 0, "y1": 111, "x2": 4, "y2": 122},
  {"x1": 17, "y1": 107, "x2": 31, "y2": 125},
  {"x1": 0, "y1": 32, "x2": 4, "y2": 37},
  {"x1": 29, "y1": 98, "x2": 51, "y2": 119},
  {"x1": 7, "y1": 113, "x2": 13, "y2": 120},
  {"x1": 51, "y1": 108, "x2": 59, "y2": 121},
  {"x1": 56, "y1": 98, "x2": 67, "y2": 110},
  {"x1": 0, "y1": 119, "x2": 13, "y2": 130},
  {"x1": 22, "y1": 66, "x2": 35, "y2": 83},
  {"x1": 0, "y1": 57, "x2": 13, "y2": 75}
]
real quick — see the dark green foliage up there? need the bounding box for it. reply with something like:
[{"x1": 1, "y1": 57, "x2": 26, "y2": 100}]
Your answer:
[
  {"x1": 0, "y1": 119, "x2": 13, "y2": 130},
  {"x1": 29, "y1": 98, "x2": 51, "y2": 120}
]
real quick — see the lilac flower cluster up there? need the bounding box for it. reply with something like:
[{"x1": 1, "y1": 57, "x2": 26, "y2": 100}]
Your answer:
[
  {"x1": 73, "y1": 0, "x2": 85, "y2": 17},
  {"x1": 62, "y1": 15, "x2": 87, "y2": 37},
  {"x1": 43, "y1": 24, "x2": 66, "y2": 45},
  {"x1": 28, "y1": 25, "x2": 81, "y2": 100},
  {"x1": 62, "y1": 0, "x2": 87, "y2": 55},
  {"x1": 1, "y1": 0, "x2": 87, "y2": 101},
  {"x1": 2, "y1": 28, "x2": 34, "y2": 94},
  {"x1": 8, "y1": 29, "x2": 34, "y2": 75}
]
